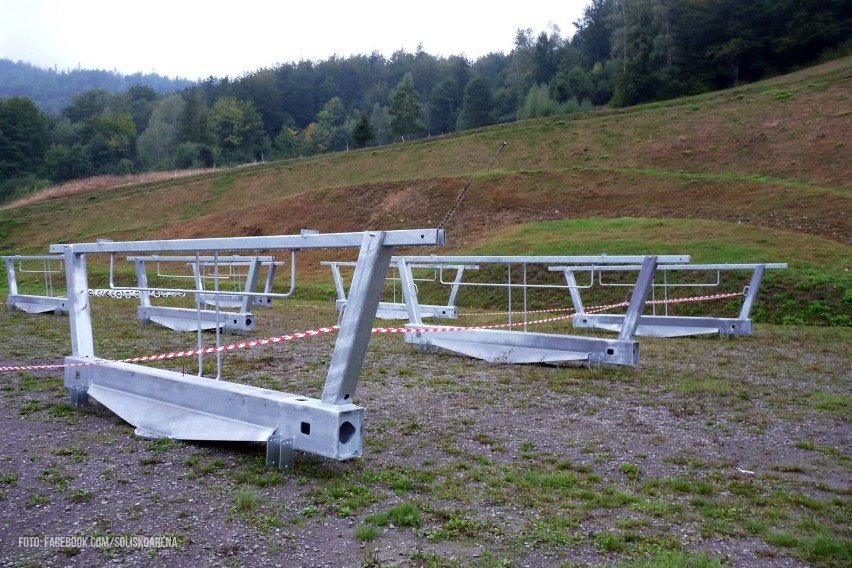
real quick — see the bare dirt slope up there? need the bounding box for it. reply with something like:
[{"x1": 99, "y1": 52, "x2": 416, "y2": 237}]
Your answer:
[{"x1": 1, "y1": 58, "x2": 849, "y2": 255}]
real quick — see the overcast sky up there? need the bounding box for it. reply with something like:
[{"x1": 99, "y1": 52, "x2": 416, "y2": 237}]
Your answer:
[{"x1": 0, "y1": 0, "x2": 589, "y2": 81}]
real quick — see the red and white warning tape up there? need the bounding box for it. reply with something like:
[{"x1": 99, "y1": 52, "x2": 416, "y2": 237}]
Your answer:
[
  {"x1": 647, "y1": 291, "x2": 743, "y2": 306},
  {"x1": 0, "y1": 326, "x2": 341, "y2": 372},
  {"x1": 0, "y1": 291, "x2": 744, "y2": 373},
  {"x1": 460, "y1": 291, "x2": 743, "y2": 317}
]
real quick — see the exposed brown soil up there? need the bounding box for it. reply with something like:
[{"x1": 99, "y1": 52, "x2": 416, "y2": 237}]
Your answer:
[{"x1": 156, "y1": 172, "x2": 850, "y2": 253}]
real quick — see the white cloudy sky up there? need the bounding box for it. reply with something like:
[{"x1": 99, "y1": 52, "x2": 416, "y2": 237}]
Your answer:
[{"x1": 0, "y1": 0, "x2": 589, "y2": 80}]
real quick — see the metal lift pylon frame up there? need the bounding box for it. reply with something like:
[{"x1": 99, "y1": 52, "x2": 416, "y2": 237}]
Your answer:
[
  {"x1": 50, "y1": 229, "x2": 444, "y2": 468},
  {"x1": 552, "y1": 263, "x2": 788, "y2": 338},
  {"x1": 3, "y1": 254, "x2": 69, "y2": 315},
  {"x1": 127, "y1": 255, "x2": 288, "y2": 332},
  {"x1": 398, "y1": 255, "x2": 690, "y2": 366},
  {"x1": 323, "y1": 259, "x2": 475, "y2": 320}
]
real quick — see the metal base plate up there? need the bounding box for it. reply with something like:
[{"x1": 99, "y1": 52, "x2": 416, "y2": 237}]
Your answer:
[
  {"x1": 138, "y1": 306, "x2": 254, "y2": 332},
  {"x1": 404, "y1": 326, "x2": 639, "y2": 366},
  {"x1": 8, "y1": 294, "x2": 68, "y2": 314},
  {"x1": 64, "y1": 357, "x2": 364, "y2": 460},
  {"x1": 573, "y1": 314, "x2": 754, "y2": 337}
]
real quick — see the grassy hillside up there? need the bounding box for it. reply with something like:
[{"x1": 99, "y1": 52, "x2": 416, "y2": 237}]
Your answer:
[
  {"x1": 0, "y1": 60, "x2": 850, "y2": 568},
  {"x1": 1, "y1": 57, "x2": 850, "y2": 325}
]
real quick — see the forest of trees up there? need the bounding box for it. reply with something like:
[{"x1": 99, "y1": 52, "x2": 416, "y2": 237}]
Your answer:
[
  {"x1": 0, "y1": 59, "x2": 194, "y2": 116},
  {"x1": 1, "y1": 0, "x2": 850, "y2": 201}
]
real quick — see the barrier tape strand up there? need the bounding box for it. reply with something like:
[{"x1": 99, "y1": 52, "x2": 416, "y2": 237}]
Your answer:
[{"x1": 0, "y1": 291, "x2": 744, "y2": 372}]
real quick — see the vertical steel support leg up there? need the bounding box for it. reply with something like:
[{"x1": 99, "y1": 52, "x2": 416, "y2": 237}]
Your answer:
[
  {"x1": 447, "y1": 267, "x2": 466, "y2": 308},
  {"x1": 738, "y1": 265, "x2": 765, "y2": 320},
  {"x1": 330, "y1": 263, "x2": 347, "y2": 304},
  {"x1": 563, "y1": 268, "x2": 585, "y2": 315},
  {"x1": 134, "y1": 259, "x2": 151, "y2": 308},
  {"x1": 5, "y1": 258, "x2": 18, "y2": 299},
  {"x1": 64, "y1": 248, "x2": 95, "y2": 358},
  {"x1": 264, "y1": 263, "x2": 277, "y2": 295},
  {"x1": 322, "y1": 232, "x2": 393, "y2": 405},
  {"x1": 618, "y1": 256, "x2": 658, "y2": 341},
  {"x1": 240, "y1": 257, "x2": 261, "y2": 312},
  {"x1": 398, "y1": 258, "x2": 424, "y2": 325},
  {"x1": 193, "y1": 258, "x2": 204, "y2": 301}
]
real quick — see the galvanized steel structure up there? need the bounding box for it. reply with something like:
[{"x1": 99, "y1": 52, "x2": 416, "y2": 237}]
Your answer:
[
  {"x1": 551, "y1": 262, "x2": 787, "y2": 337},
  {"x1": 125, "y1": 254, "x2": 289, "y2": 332},
  {"x1": 396, "y1": 255, "x2": 691, "y2": 366},
  {"x1": 50, "y1": 229, "x2": 444, "y2": 468},
  {"x1": 3, "y1": 254, "x2": 69, "y2": 314},
  {"x1": 323, "y1": 259, "x2": 476, "y2": 320}
]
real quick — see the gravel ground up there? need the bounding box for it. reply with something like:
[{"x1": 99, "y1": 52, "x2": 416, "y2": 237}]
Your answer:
[{"x1": 0, "y1": 299, "x2": 849, "y2": 568}]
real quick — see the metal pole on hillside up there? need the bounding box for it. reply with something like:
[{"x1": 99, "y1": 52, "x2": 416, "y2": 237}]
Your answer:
[{"x1": 438, "y1": 141, "x2": 507, "y2": 231}]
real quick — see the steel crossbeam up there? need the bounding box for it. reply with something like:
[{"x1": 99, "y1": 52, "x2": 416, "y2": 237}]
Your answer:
[{"x1": 51, "y1": 229, "x2": 444, "y2": 466}]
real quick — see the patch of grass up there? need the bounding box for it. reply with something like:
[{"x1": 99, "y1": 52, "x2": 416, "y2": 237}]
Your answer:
[
  {"x1": 505, "y1": 467, "x2": 579, "y2": 490},
  {"x1": 48, "y1": 403, "x2": 76, "y2": 418},
  {"x1": 764, "y1": 528, "x2": 799, "y2": 548},
  {"x1": 299, "y1": 505, "x2": 318, "y2": 518},
  {"x1": 39, "y1": 466, "x2": 75, "y2": 491},
  {"x1": 233, "y1": 486, "x2": 261, "y2": 512},
  {"x1": 19, "y1": 399, "x2": 43, "y2": 415},
  {"x1": 308, "y1": 475, "x2": 382, "y2": 517},
  {"x1": 210, "y1": 174, "x2": 235, "y2": 194},
  {"x1": 52, "y1": 446, "x2": 90, "y2": 462},
  {"x1": 184, "y1": 453, "x2": 225, "y2": 477},
  {"x1": 810, "y1": 390, "x2": 849, "y2": 413},
  {"x1": 26, "y1": 494, "x2": 50, "y2": 508},
  {"x1": 231, "y1": 455, "x2": 287, "y2": 487},
  {"x1": 249, "y1": 513, "x2": 284, "y2": 532},
  {"x1": 616, "y1": 550, "x2": 725, "y2": 567},
  {"x1": 400, "y1": 420, "x2": 422, "y2": 435},
  {"x1": 517, "y1": 515, "x2": 578, "y2": 546},
  {"x1": 423, "y1": 507, "x2": 502, "y2": 543},
  {"x1": 620, "y1": 463, "x2": 642, "y2": 480},
  {"x1": 147, "y1": 437, "x2": 176, "y2": 452},
  {"x1": 354, "y1": 524, "x2": 381, "y2": 541},
  {"x1": 69, "y1": 489, "x2": 93, "y2": 503},
  {"x1": 597, "y1": 531, "x2": 627, "y2": 552},
  {"x1": 0, "y1": 472, "x2": 18, "y2": 485},
  {"x1": 139, "y1": 455, "x2": 162, "y2": 466},
  {"x1": 365, "y1": 501, "x2": 422, "y2": 528}
]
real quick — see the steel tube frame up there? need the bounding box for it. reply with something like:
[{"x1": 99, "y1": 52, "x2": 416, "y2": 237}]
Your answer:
[
  {"x1": 401, "y1": 255, "x2": 669, "y2": 366},
  {"x1": 53, "y1": 229, "x2": 444, "y2": 465},
  {"x1": 549, "y1": 263, "x2": 787, "y2": 337},
  {"x1": 128, "y1": 254, "x2": 289, "y2": 332},
  {"x1": 324, "y1": 259, "x2": 476, "y2": 320},
  {"x1": 3, "y1": 255, "x2": 69, "y2": 314}
]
